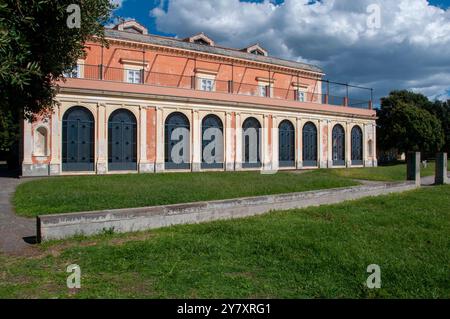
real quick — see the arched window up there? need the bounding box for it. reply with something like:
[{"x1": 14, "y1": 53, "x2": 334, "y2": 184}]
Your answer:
[
  {"x1": 34, "y1": 126, "x2": 48, "y2": 156},
  {"x1": 302, "y1": 122, "x2": 317, "y2": 167},
  {"x1": 165, "y1": 112, "x2": 190, "y2": 169},
  {"x1": 278, "y1": 120, "x2": 295, "y2": 167},
  {"x1": 202, "y1": 114, "x2": 224, "y2": 169},
  {"x1": 108, "y1": 109, "x2": 137, "y2": 171},
  {"x1": 351, "y1": 126, "x2": 363, "y2": 165},
  {"x1": 62, "y1": 106, "x2": 95, "y2": 171},
  {"x1": 332, "y1": 124, "x2": 345, "y2": 166},
  {"x1": 242, "y1": 117, "x2": 261, "y2": 168}
]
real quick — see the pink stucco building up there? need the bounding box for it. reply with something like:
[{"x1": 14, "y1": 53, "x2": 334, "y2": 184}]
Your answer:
[{"x1": 22, "y1": 20, "x2": 377, "y2": 176}]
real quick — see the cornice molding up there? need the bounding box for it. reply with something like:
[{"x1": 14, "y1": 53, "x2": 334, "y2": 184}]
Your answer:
[{"x1": 103, "y1": 38, "x2": 323, "y2": 79}]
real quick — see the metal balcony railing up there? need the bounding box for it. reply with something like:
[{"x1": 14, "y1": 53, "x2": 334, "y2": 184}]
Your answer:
[{"x1": 64, "y1": 64, "x2": 373, "y2": 109}]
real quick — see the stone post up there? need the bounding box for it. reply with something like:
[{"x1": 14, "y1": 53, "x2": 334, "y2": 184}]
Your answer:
[
  {"x1": 435, "y1": 152, "x2": 448, "y2": 185},
  {"x1": 407, "y1": 152, "x2": 421, "y2": 186}
]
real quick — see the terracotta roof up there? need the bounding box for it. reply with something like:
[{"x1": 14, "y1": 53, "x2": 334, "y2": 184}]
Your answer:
[{"x1": 104, "y1": 29, "x2": 324, "y2": 74}]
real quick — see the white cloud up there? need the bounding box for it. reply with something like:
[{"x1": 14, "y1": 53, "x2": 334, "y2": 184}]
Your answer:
[
  {"x1": 150, "y1": 0, "x2": 450, "y2": 102},
  {"x1": 111, "y1": 0, "x2": 125, "y2": 9}
]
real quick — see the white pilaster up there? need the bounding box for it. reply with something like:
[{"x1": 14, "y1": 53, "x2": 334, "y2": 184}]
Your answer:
[
  {"x1": 346, "y1": 122, "x2": 351, "y2": 167},
  {"x1": 96, "y1": 103, "x2": 107, "y2": 174},
  {"x1": 326, "y1": 120, "x2": 333, "y2": 168},
  {"x1": 49, "y1": 107, "x2": 61, "y2": 175},
  {"x1": 155, "y1": 106, "x2": 165, "y2": 172},
  {"x1": 22, "y1": 118, "x2": 33, "y2": 165},
  {"x1": 225, "y1": 112, "x2": 234, "y2": 171},
  {"x1": 138, "y1": 106, "x2": 153, "y2": 173},
  {"x1": 372, "y1": 124, "x2": 378, "y2": 167},
  {"x1": 271, "y1": 116, "x2": 279, "y2": 171},
  {"x1": 296, "y1": 117, "x2": 303, "y2": 169},
  {"x1": 192, "y1": 109, "x2": 201, "y2": 171},
  {"x1": 235, "y1": 113, "x2": 242, "y2": 170}
]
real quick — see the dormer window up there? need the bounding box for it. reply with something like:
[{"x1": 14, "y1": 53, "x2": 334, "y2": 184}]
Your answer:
[
  {"x1": 186, "y1": 33, "x2": 215, "y2": 46},
  {"x1": 250, "y1": 49, "x2": 265, "y2": 56},
  {"x1": 242, "y1": 44, "x2": 268, "y2": 57},
  {"x1": 194, "y1": 38, "x2": 210, "y2": 46},
  {"x1": 113, "y1": 20, "x2": 148, "y2": 35}
]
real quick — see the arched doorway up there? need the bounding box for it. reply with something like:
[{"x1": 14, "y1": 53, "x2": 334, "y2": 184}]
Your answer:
[
  {"x1": 351, "y1": 126, "x2": 363, "y2": 165},
  {"x1": 279, "y1": 120, "x2": 295, "y2": 167},
  {"x1": 332, "y1": 124, "x2": 345, "y2": 166},
  {"x1": 302, "y1": 122, "x2": 317, "y2": 167},
  {"x1": 62, "y1": 106, "x2": 95, "y2": 171},
  {"x1": 242, "y1": 117, "x2": 261, "y2": 168},
  {"x1": 108, "y1": 109, "x2": 137, "y2": 171},
  {"x1": 165, "y1": 112, "x2": 190, "y2": 169},
  {"x1": 202, "y1": 114, "x2": 224, "y2": 169}
]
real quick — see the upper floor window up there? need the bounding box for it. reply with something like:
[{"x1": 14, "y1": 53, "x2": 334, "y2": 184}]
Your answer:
[
  {"x1": 259, "y1": 85, "x2": 269, "y2": 97},
  {"x1": 256, "y1": 77, "x2": 273, "y2": 97},
  {"x1": 200, "y1": 78, "x2": 214, "y2": 91},
  {"x1": 297, "y1": 90, "x2": 306, "y2": 102},
  {"x1": 64, "y1": 64, "x2": 82, "y2": 78},
  {"x1": 126, "y1": 69, "x2": 142, "y2": 84},
  {"x1": 63, "y1": 60, "x2": 84, "y2": 79}
]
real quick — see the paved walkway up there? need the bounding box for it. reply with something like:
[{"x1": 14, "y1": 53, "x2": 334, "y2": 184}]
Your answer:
[{"x1": 0, "y1": 174, "x2": 36, "y2": 256}]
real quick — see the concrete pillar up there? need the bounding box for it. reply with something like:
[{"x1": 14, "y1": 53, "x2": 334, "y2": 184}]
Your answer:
[
  {"x1": 235, "y1": 113, "x2": 242, "y2": 170},
  {"x1": 192, "y1": 109, "x2": 201, "y2": 172},
  {"x1": 296, "y1": 117, "x2": 303, "y2": 169},
  {"x1": 155, "y1": 107, "x2": 165, "y2": 172},
  {"x1": 407, "y1": 152, "x2": 421, "y2": 186},
  {"x1": 49, "y1": 107, "x2": 61, "y2": 175},
  {"x1": 435, "y1": 152, "x2": 448, "y2": 185},
  {"x1": 96, "y1": 103, "x2": 107, "y2": 174},
  {"x1": 225, "y1": 112, "x2": 234, "y2": 171}
]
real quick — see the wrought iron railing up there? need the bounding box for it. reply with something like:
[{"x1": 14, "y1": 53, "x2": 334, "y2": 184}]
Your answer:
[{"x1": 65, "y1": 64, "x2": 373, "y2": 109}]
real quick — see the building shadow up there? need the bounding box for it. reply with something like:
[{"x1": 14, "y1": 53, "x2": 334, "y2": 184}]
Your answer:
[
  {"x1": 22, "y1": 236, "x2": 38, "y2": 245},
  {"x1": 0, "y1": 163, "x2": 20, "y2": 178}
]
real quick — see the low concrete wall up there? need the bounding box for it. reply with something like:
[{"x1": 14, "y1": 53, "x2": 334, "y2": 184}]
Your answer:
[{"x1": 37, "y1": 181, "x2": 417, "y2": 241}]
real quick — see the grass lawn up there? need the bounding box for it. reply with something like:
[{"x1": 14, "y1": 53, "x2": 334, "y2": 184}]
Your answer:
[
  {"x1": 1, "y1": 185, "x2": 449, "y2": 298},
  {"x1": 13, "y1": 170, "x2": 358, "y2": 217},
  {"x1": 325, "y1": 160, "x2": 450, "y2": 182}
]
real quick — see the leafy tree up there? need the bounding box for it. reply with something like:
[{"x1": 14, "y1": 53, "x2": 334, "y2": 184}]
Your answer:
[
  {"x1": 0, "y1": 0, "x2": 114, "y2": 118},
  {"x1": 377, "y1": 91, "x2": 445, "y2": 156},
  {"x1": 428, "y1": 99, "x2": 450, "y2": 153},
  {"x1": 0, "y1": 0, "x2": 114, "y2": 163}
]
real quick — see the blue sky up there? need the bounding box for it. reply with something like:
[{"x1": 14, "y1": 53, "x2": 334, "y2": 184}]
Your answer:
[{"x1": 111, "y1": 0, "x2": 450, "y2": 102}]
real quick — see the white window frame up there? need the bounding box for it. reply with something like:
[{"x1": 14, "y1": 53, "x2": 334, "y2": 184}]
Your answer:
[
  {"x1": 123, "y1": 64, "x2": 144, "y2": 84},
  {"x1": 64, "y1": 59, "x2": 84, "y2": 78},
  {"x1": 297, "y1": 89, "x2": 306, "y2": 102},
  {"x1": 257, "y1": 80, "x2": 273, "y2": 97},
  {"x1": 196, "y1": 73, "x2": 216, "y2": 92}
]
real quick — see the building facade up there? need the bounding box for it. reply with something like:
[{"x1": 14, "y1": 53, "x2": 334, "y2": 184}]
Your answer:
[{"x1": 22, "y1": 20, "x2": 377, "y2": 177}]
